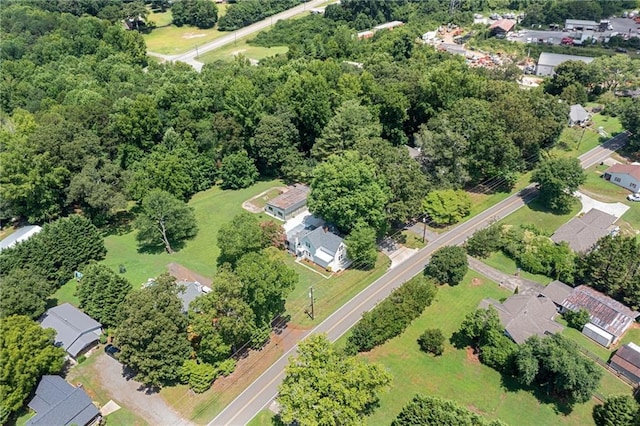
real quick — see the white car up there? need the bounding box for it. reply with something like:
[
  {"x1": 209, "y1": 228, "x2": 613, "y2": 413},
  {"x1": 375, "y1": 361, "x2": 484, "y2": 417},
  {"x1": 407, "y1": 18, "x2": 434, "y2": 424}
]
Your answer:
[{"x1": 627, "y1": 193, "x2": 640, "y2": 202}]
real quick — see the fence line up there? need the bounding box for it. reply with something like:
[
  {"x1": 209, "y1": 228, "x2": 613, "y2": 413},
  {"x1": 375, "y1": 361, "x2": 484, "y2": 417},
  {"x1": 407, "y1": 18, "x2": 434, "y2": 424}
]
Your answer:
[{"x1": 576, "y1": 346, "x2": 639, "y2": 388}]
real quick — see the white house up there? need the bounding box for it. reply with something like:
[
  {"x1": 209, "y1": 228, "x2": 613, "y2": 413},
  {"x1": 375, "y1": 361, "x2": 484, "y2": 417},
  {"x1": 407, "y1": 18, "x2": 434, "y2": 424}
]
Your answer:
[
  {"x1": 569, "y1": 104, "x2": 590, "y2": 126},
  {"x1": 287, "y1": 224, "x2": 350, "y2": 272},
  {"x1": 603, "y1": 163, "x2": 640, "y2": 193}
]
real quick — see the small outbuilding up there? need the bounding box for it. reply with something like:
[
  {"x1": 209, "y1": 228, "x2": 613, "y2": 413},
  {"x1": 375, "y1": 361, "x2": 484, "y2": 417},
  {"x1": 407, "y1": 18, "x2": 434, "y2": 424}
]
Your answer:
[
  {"x1": 265, "y1": 184, "x2": 310, "y2": 221},
  {"x1": 373, "y1": 21, "x2": 404, "y2": 31},
  {"x1": 610, "y1": 342, "x2": 640, "y2": 385},
  {"x1": 40, "y1": 304, "x2": 102, "y2": 359},
  {"x1": 0, "y1": 225, "x2": 42, "y2": 252},
  {"x1": 177, "y1": 281, "x2": 211, "y2": 313},
  {"x1": 569, "y1": 104, "x2": 590, "y2": 126},
  {"x1": 26, "y1": 375, "x2": 100, "y2": 426},
  {"x1": 603, "y1": 163, "x2": 640, "y2": 193},
  {"x1": 489, "y1": 19, "x2": 515, "y2": 36}
]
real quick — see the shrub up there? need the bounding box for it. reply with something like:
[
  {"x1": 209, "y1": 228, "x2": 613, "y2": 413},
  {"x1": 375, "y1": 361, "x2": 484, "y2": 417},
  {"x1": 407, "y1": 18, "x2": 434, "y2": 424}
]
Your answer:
[
  {"x1": 465, "y1": 223, "x2": 502, "y2": 258},
  {"x1": 345, "y1": 276, "x2": 437, "y2": 354},
  {"x1": 179, "y1": 359, "x2": 217, "y2": 393},
  {"x1": 417, "y1": 329, "x2": 444, "y2": 356},
  {"x1": 564, "y1": 308, "x2": 590, "y2": 330},
  {"x1": 424, "y1": 246, "x2": 468, "y2": 286}
]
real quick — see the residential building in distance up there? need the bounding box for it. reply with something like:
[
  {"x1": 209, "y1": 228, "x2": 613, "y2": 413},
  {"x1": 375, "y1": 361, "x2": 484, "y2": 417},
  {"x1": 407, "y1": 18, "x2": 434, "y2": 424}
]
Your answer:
[
  {"x1": 489, "y1": 19, "x2": 515, "y2": 37},
  {"x1": 550, "y1": 208, "x2": 618, "y2": 253},
  {"x1": 478, "y1": 294, "x2": 564, "y2": 344},
  {"x1": 177, "y1": 281, "x2": 211, "y2": 313},
  {"x1": 40, "y1": 303, "x2": 102, "y2": 359},
  {"x1": 26, "y1": 375, "x2": 100, "y2": 426},
  {"x1": 0, "y1": 225, "x2": 42, "y2": 252},
  {"x1": 544, "y1": 281, "x2": 640, "y2": 347},
  {"x1": 265, "y1": 184, "x2": 310, "y2": 221},
  {"x1": 603, "y1": 163, "x2": 640, "y2": 193},
  {"x1": 609, "y1": 342, "x2": 640, "y2": 385},
  {"x1": 568, "y1": 104, "x2": 590, "y2": 126},
  {"x1": 535, "y1": 52, "x2": 594, "y2": 76}
]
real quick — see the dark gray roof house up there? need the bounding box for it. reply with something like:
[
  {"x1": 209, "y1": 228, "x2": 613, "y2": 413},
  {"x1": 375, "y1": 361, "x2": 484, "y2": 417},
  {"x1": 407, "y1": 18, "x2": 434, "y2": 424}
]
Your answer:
[
  {"x1": 26, "y1": 375, "x2": 100, "y2": 426},
  {"x1": 542, "y1": 280, "x2": 573, "y2": 306},
  {"x1": 0, "y1": 225, "x2": 42, "y2": 251},
  {"x1": 550, "y1": 208, "x2": 617, "y2": 253},
  {"x1": 478, "y1": 294, "x2": 564, "y2": 344},
  {"x1": 40, "y1": 304, "x2": 102, "y2": 358}
]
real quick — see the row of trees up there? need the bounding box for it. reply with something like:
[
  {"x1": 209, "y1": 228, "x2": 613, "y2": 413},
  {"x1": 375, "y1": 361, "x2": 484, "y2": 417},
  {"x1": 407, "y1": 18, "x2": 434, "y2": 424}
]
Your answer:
[{"x1": 217, "y1": 0, "x2": 298, "y2": 31}]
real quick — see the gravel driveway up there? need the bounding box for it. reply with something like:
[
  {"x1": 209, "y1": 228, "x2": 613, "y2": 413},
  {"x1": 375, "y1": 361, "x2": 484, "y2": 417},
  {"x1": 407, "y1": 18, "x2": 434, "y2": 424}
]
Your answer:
[{"x1": 94, "y1": 353, "x2": 195, "y2": 426}]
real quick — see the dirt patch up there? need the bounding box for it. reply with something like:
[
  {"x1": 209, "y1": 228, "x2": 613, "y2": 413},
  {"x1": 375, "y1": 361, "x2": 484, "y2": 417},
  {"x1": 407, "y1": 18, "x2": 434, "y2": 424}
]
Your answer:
[
  {"x1": 242, "y1": 186, "x2": 287, "y2": 213},
  {"x1": 182, "y1": 33, "x2": 206, "y2": 39},
  {"x1": 166, "y1": 262, "x2": 212, "y2": 287},
  {"x1": 470, "y1": 277, "x2": 483, "y2": 287},
  {"x1": 465, "y1": 346, "x2": 480, "y2": 363}
]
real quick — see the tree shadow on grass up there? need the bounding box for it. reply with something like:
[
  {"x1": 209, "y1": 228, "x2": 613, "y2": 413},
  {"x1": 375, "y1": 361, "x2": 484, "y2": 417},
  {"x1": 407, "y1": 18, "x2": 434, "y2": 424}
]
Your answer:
[
  {"x1": 136, "y1": 238, "x2": 188, "y2": 255},
  {"x1": 499, "y1": 371, "x2": 574, "y2": 416},
  {"x1": 103, "y1": 210, "x2": 137, "y2": 237},
  {"x1": 449, "y1": 330, "x2": 473, "y2": 350}
]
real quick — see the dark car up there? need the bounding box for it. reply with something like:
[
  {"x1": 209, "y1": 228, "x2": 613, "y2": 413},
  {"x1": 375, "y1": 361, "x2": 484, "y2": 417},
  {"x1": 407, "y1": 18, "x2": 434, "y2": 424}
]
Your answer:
[{"x1": 104, "y1": 344, "x2": 121, "y2": 359}]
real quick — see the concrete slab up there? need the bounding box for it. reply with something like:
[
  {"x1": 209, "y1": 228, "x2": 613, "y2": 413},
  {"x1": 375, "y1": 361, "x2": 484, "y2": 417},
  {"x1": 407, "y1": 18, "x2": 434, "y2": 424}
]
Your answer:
[
  {"x1": 379, "y1": 242, "x2": 417, "y2": 269},
  {"x1": 575, "y1": 191, "x2": 630, "y2": 219},
  {"x1": 100, "y1": 400, "x2": 121, "y2": 416}
]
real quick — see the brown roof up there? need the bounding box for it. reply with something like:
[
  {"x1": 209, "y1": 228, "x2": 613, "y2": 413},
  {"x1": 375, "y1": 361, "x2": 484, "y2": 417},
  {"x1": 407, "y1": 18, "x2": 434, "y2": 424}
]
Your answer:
[
  {"x1": 489, "y1": 20, "x2": 515, "y2": 32},
  {"x1": 606, "y1": 163, "x2": 640, "y2": 181},
  {"x1": 561, "y1": 285, "x2": 639, "y2": 337},
  {"x1": 543, "y1": 280, "x2": 573, "y2": 306},
  {"x1": 610, "y1": 343, "x2": 640, "y2": 383},
  {"x1": 266, "y1": 184, "x2": 310, "y2": 210},
  {"x1": 479, "y1": 295, "x2": 564, "y2": 344},
  {"x1": 550, "y1": 208, "x2": 617, "y2": 253}
]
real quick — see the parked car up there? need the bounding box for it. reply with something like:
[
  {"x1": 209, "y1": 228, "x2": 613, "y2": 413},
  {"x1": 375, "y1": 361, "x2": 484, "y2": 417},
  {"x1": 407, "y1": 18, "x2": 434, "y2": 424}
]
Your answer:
[
  {"x1": 627, "y1": 193, "x2": 640, "y2": 202},
  {"x1": 616, "y1": 47, "x2": 628, "y2": 53},
  {"x1": 561, "y1": 37, "x2": 574, "y2": 45},
  {"x1": 104, "y1": 344, "x2": 121, "y2": 359}
]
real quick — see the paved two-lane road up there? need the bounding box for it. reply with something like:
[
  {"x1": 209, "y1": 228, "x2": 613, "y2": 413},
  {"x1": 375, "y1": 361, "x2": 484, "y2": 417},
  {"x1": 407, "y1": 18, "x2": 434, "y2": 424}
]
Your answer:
[
  {"x1": 208, "y1": 133, "x2": 627, "y2": 425},
  {"x1": 148, "y1": 0, "x2": 328, "y2": 71}
]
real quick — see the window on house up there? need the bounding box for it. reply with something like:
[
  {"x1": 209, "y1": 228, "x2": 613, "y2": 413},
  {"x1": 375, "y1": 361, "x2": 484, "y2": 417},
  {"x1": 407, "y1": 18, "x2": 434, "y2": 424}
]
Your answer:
[{"x1": 614, "y1": 177, "x2": 621, "y2": 183}]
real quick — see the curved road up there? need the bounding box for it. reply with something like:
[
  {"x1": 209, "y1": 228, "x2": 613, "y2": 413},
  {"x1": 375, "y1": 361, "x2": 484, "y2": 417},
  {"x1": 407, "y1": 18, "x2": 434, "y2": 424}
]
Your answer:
[
  {"x1": 148, "y1": 0, "x2": 328, "y2": 71},
  {"x1": 208, "y1": 133, "x2": 628, "y2": 425}
]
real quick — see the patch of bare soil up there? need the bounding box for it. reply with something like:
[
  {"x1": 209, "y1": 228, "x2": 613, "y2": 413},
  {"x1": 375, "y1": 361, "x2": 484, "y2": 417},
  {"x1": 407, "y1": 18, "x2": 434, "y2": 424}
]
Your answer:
[
  {"x1": 241, "y1": 187, "x2": 287, "y2": 213},
  {"x1": 182, "y1": 33, "x2": 206, "y2": 39},
  {"x1": 166, "y1": 262, "x2": 212, "y2": 287},
  {"x1": 466, "y1": 346, "x2": 480, "y2": 363},
  {"x1": 471, "y1": 277, "x2": 483, "y2": 287}
]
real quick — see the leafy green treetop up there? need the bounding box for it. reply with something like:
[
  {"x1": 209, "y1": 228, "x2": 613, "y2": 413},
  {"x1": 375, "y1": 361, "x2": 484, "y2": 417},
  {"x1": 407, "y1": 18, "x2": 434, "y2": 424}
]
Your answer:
[
  {"x1": 531, "y1": 157, "x2": 585, "y2": 213},
  {"x1": 76, "y1": 262, "x2": 132, "y2": 328}
]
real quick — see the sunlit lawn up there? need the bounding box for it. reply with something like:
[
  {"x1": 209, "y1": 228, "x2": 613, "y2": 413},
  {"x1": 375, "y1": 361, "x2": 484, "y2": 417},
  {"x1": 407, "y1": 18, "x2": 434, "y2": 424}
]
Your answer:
[
  {"x1": 101, "y1": 180, "x2": 282, "y2": 288},
  {"x1": 499, "y1": 197, "x2": 581, "y2": 236},
  {"x1": 551, "y1": 114, "x2": 622, "y2": 159},
  {"x1": 482, "y1": 251, "x2": 553, "y2": 285},
  {"x1": 144, "y1": 4, "x2": 230, "y2": 55},
  {"x1": 198, "y1": 35, "x2": 288, "y2": 63}
]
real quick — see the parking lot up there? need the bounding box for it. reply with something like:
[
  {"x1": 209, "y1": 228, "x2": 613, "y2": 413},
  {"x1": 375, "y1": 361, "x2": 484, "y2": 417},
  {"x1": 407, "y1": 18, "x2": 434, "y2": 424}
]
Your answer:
[{"x1": 507, "y1": 17, "x2": 640, "y2": 45}]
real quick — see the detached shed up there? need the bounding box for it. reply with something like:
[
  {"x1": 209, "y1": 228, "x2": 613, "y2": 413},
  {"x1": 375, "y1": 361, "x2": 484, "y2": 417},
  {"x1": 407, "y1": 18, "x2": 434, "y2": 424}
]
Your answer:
[
  {"x1": 582, "y1": 322, "x2": 615, "y2": 347},
  {"x1": 265, "y1": 184, "x2": 310, "y2": 220}
]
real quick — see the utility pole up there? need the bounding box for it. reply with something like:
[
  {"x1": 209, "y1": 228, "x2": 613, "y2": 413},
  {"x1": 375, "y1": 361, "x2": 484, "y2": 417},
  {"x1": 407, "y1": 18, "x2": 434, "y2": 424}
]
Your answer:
[
  {"x1": 309, "y1": 287, "x2": 315, "y2": 320},
  {"x1": 422, "y1": 217, "x2": 427, "y2": 243},
  {"x1": 577, "y1": 126, "x2": 587, "y2": 151}
]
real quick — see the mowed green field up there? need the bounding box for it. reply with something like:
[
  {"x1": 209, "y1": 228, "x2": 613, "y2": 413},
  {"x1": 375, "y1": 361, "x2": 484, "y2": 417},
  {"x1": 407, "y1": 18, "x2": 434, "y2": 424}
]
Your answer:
[
  {"x1": 358, "y1": 271, "x2": 627, "y2": 425},
  {"x1": 101, "y1": 180, "x2": 282, "y2": 288}
]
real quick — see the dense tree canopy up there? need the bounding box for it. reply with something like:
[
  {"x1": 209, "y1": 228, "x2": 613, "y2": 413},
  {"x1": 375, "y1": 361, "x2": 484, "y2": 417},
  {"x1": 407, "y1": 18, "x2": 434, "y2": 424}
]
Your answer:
[
  {"x1": 593, "y1": 394, "x2": 640, "y2": 426},
  {"x1": 425, "y1": 246, "x2": 468, "y2": 286},
  {"x1": 116, "y1": 274, "x2": 191, "y2": 387},
  {"x1": 0, "y1": 315, "x2": 66, "y2": 424},
  {"x1": 172, "y1": 0, "x2": 218, "y2": 29},
  {"x1": 393, "y1": 394, "x2": 507, "y2": 426},
  {"x1": 531, "y1": 158, "x2": 586, "y2": 213},
  {"x1": 422, "y1": 189, "x2": 471, "y2": 226},
  {"x1": 278, "y1": 334, "x2": 391, "y2": 426},
  {"x1": 345, "y1": 220, "x2": 378, "y2": 270},
  {"x1": 0, "y1": 268, "x2": 52, "y2": 320},
  {"x1": 217, "y1": 213, "x2": 273, "y2": 266},
  {"x1": 76, "y1": 262, "x2": 132, "y2": 328}
]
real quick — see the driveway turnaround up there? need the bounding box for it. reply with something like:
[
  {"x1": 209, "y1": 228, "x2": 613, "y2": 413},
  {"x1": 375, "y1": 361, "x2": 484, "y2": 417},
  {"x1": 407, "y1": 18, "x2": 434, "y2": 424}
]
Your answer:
[{"x1": 208, "y1": 134, "x2": 627, "y2": 425}]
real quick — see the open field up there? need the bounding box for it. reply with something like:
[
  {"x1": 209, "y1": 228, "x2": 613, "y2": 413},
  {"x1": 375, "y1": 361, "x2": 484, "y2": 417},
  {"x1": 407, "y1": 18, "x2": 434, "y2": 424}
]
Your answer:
[
  {"x1": 144, "y1": 4, "x2": 230, "y2": 55},
  {"x1": 198, "y1": 34, "x2": 288, "y2": 63},
  {"x1": 482, "y1": 251, "x2": 553, "y2": 285},
  {"x1": 552, "y1": 113, "x2": 622, "y2": 158},
  {"x1": 65, "y1": 353, "x2": 148, "y2": 426},
  {"x1": 100, "y1": 180, "x2": 282, "y2": 288},
  {"x1": 499, "y1": 197, "x2": 581, "y2": 236}
]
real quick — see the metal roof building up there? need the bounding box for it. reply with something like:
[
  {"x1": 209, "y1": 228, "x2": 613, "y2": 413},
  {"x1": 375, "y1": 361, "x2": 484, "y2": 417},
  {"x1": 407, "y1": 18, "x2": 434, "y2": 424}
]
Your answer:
[
  {"x1": 40, "y1": 303, "x2": 102, "y2": 358},
  {"x1": 536, "y1": 52, "x2": 594, "y2": 76},
  {"x1": 27, "y1": 375, "x2": 100, "y2": 426}
]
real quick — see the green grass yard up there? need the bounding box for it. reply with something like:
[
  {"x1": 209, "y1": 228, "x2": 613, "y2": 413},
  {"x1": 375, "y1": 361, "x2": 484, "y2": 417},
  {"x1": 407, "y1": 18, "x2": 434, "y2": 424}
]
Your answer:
[
  {"x1": 499, "y1": 197, "x2": 581, "y2": 236},
  {"x1": 482, "y1": 251, "x2": 552, "y2": 285},
  {"x1": 198, "y1": 35, "x2": 288, "y2": 63}
]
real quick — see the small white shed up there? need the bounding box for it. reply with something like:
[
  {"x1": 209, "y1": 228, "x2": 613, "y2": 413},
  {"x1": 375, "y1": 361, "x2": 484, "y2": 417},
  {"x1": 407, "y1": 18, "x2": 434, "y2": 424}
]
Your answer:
[{"x1": 582, "y1": 323, "x2": 614, "y2": 347}]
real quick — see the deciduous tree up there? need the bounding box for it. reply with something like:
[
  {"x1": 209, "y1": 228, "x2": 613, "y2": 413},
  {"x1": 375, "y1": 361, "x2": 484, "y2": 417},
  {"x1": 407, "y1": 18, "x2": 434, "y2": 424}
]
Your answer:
[
  {"x1": 393, "y1": 394, "x2": 508, "y2": 426},
  {"x1": 345, "y1": 220, "x2": 377, "y2": 270},
  {"x1": 593, "y1": 394, "x2": 640, "y2": 426},
  {"x1": 422, "y1": 189, "x2": 471, "y2": 226},
  {"x1": 135, "y1": 189, "x2": 198, "y2": 254},
  {"x1": 278, "y1": 334, "x2": 391, "y2": 426},
  {"x1": 425, "y1": 246, "x2": 468, "y2": 286},
  {"x1": 116, "y1": 274, "x2": 191, "y2": 388},
  {"x1": 417, "y1": 329, "x2": 445, "y2": 356},
  {"x1": 0, "y1": 315, "x2": 66, "y2": 424},
  {"x1": 531, "y1": 157, "x2": 585, "y2": 213},
  {"x1": 220, "y1": 151, "x2": 258, "y2": 190},
  {"x1": 217, "y1": 213, "x2": 270, "y2": 266}
]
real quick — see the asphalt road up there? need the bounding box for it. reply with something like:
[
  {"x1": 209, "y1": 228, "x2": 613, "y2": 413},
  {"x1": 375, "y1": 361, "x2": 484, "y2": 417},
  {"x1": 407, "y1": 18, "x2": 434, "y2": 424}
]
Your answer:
[
  {"x1": 208, "y1": 133, "x2": 627, "y2": 425},
  {"x1": 149, "y1": 0, "x2": 328, "y2": 71}
]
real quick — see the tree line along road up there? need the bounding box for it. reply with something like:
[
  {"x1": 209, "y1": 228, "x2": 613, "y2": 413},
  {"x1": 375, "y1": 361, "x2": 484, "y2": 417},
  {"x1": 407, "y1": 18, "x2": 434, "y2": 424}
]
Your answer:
[{"x1": 207, "y1": 133, "x2": 628, "y2": 426}]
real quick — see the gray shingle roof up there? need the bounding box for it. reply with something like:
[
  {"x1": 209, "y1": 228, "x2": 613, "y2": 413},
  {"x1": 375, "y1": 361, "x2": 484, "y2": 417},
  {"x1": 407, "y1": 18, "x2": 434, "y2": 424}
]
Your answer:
[
  {"x1": 177, "y1": 281, "x2": 206, "y2": 312},
  {"x1": 303, "y1": 227, "x2": 344, "y2": 257},
  {"x1": 569, "y1": 104, "x2": 589, "y2": 123},
  {"x1": 551, "y1": 208, "x2": 617, "y2": 253},
  {"x1": 0, "y1": 225, "x2": 42, "y2": 251},
  {"x1": 479, "y1": 294, "x2": 564, "y2": 344},
  {"x1": 543, "y1": 280, "x2": 573, "y2": 306},
  {"x1": 40, "y1": 304, "x2": 101, "y2": 358},
  {"x1": 27, "y1": 376, "x2": 100, "y2": 426}
]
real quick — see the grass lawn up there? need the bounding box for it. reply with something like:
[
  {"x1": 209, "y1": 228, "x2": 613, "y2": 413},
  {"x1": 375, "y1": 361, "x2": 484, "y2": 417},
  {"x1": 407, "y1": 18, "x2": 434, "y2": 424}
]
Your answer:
[
  {"x1": 50, "y1": 279, "x2": 79, "y2": 306},
  {"x1": 620, "y1": 327, "x2": 640, "y2": 346},
  {"x1": 144, "y1": 4, "x2": 230, "y2": 55},
  {"x1": 101, "y1": 180, "x2": 282, "y2": 288},
  {"x1": 395, "y1": 230, "x2": 426, "y2": 249},
  {"x1": 551, "y1": 114, "x2": 622, "y2": 159},
  {"x1": 66, "y1": 351, "x2": 148, "y2": 426},
  {"x1": 247, "y1": 410, "x2": 278, "y2": 426},
  {"x1": 198, "y1": 35, "x2": 288, "y2": 63},
  {"x1": 499, "y1": 197, "x2": 581, "y2": 237},
  {"x1": 482, "y1": 251, "x2": 552, "y2": 285},
  {"x1": 354, "y1": 270, "x2": 621, "y2": 425}
]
